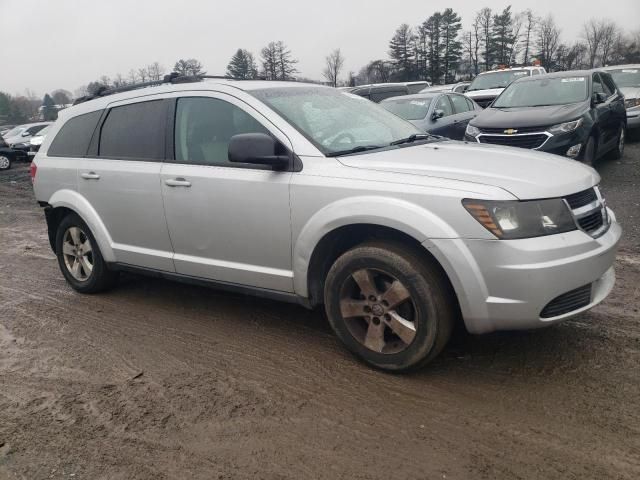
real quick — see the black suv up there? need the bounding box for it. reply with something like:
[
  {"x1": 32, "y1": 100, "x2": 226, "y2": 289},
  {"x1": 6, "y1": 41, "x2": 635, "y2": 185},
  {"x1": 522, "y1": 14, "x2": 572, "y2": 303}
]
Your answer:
[{"x1": 464, "y1": 70, "x2": 627, "y2": 164}]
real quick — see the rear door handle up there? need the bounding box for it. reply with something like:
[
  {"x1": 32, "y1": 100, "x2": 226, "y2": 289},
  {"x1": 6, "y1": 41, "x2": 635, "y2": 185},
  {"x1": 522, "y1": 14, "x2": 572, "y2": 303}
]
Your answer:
[
  {"x1": 165, "y1": 178, "x2": 192, "y2": 188},
  {"x1": 81, "y1": 172, "x2": 100, "y2": 180}
]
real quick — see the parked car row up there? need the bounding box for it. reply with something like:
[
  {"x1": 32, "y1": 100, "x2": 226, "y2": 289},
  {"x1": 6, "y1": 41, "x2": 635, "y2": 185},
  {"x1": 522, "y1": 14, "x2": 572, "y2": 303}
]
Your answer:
[{"x1": 0, "y1": 122, "x2": 51, "y2": 170}]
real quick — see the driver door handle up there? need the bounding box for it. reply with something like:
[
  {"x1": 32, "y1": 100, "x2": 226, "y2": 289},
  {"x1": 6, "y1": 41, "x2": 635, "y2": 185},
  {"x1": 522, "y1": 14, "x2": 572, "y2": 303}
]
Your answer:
[
  {"x1": 165, "y1": 178, "x2": 192, "y2": 188},
  {"x1": 81, "y1": 172, "x2": 100, "y2": 180}
]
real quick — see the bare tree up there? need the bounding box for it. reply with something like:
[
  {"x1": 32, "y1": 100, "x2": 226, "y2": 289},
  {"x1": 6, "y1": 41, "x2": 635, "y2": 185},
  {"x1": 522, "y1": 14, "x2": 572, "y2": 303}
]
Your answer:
[
  {"x1": 537, "y1": 14, "x2": 561, "y2": 71},
  {"x1": 147, "y1": 62, "x2": 165, "y2": 81},
  {"x1": 583, "y1": 19, "x2": 606, "y2": 68},
  {"x1": 477, "y1": 8, "x2": 493, "y2": 70},
  {"x1": 471, "y1": 12, "x2": 482, "y2": 75},
  {"x1": 599, "y1": 21, "x2": 620, "y2": 66},
  {"x1": 137, "y1": 68, "x2": 149, "y2": 83},
  {"x1": 112, "y1": 74, "x2": 127, "y2": 88},
  {"x1": 128, "y1": 69, "x2": 138, "y2": 84},
  {"x1": 323, "y1": 49, "x2": 345, "y2": 87}
]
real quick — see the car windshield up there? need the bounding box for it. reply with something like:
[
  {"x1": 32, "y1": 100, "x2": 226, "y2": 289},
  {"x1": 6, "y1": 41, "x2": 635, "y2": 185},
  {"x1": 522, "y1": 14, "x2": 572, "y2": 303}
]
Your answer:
[
  {"x1": 493, "y1": 76, "x2": 589, "y2": 108},
  {"x1": 3, "y1": 126, "x2": 25, "y2": 138},
  {"x1": 607, "y1": 68, "x2": 640, "y2": 88},
  {"x1": 467, "y1": 70, "x2": 531, "y2": 91},
  {"x1": 250, "y1": 87, "x2": 422, "y2": 155},
  {"x1": 381, "y1": 97, "x2": 432, "y2": 120}
]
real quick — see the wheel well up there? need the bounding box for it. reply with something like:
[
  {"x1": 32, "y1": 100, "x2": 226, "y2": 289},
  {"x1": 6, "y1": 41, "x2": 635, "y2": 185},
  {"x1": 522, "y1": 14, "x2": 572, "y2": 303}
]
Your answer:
[
  {"x1": 44, "y1": 206, "x2": 74, "y2": 252},
  {"x1": 306, "y1": 224, "x2": 459, "y2": 310}
]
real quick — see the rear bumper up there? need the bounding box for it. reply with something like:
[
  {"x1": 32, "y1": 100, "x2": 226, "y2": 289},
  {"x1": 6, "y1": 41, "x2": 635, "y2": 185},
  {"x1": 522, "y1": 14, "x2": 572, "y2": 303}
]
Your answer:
[{"x1": 426, "y1": 214, "x2": 622, "y2": 334}]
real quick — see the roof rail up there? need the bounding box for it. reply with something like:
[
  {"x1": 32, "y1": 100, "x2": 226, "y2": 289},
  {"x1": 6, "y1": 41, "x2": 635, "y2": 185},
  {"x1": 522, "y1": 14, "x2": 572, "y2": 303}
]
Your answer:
[{"x1": 72, "y1": 73, "x2": 301, "y2": 105}]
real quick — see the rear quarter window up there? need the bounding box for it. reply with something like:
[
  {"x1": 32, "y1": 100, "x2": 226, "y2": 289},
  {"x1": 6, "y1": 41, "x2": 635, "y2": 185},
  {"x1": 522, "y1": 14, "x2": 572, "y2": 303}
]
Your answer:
[{"x1": 48, "y1": 110, "x2": 103, "y2": 157}]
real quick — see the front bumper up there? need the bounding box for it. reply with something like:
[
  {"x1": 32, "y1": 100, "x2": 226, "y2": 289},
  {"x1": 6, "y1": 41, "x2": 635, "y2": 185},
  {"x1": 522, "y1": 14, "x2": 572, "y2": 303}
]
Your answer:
[
  {"x1": 627, "y1": 108, "x2": 640, "y2": 129},
  {"x1": 464, "y1": 129, "x2": 589, "y2": 158},
  {"x1": 427, "y1": 213, "x2": 621, "y2": 334}
]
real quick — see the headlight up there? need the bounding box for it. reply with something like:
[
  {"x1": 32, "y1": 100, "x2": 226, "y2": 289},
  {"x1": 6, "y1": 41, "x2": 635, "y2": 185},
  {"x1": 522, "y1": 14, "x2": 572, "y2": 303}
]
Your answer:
[
  {"x1": 624, "y1": 98, "x2": 640, "y2": 109},
  {"x1": 548, "y1": 118, "x2": 583, "y2": 134},
  {"x1": 463, "y1": 198, "x2": 576, "y2": 239},
  {"x1": 13, "y1": 142, "x2": 30, "y2": 148},
  {"x1": 465, "y1": 124, "x2": 480, "y2": 137}
]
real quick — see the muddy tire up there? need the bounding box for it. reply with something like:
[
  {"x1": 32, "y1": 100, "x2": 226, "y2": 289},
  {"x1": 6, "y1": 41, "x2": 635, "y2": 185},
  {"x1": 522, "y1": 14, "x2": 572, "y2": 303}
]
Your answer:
[
  {"x1": 324, "y1": 241, "x2": 455, "y2": 372},
  {"x1": 55, "y1": 213, "x2": 118, "y2": 293}
]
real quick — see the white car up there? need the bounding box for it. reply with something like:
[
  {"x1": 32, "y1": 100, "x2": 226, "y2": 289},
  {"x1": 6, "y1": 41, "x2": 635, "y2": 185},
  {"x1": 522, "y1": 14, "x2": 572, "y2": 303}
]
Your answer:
[
  {"x1": 602, "y1": 64, "x2": 640, "y2": 130},
  {"x1": 466, "y1": 66, "x2": 547, "y2": 108}
]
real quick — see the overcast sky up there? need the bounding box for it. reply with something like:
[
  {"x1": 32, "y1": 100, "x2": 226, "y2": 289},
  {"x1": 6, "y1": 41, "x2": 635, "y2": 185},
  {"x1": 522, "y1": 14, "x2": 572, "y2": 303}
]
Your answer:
[{"x1": 1, "y1": 0, "x2": 639, "y2": 97}]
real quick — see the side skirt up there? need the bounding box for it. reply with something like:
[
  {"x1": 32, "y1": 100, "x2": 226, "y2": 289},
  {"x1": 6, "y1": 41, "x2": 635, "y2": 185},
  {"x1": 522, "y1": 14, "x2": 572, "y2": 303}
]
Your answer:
[{"x1": 110, "y1": 263, "x2": 313, "y2": 309}]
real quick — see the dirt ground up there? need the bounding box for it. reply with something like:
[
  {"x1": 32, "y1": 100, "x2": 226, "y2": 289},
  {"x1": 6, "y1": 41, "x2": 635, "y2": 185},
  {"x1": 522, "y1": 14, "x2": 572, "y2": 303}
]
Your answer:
[{"x1": 1, "y1": 138, "x2": 639, "y2": 480}]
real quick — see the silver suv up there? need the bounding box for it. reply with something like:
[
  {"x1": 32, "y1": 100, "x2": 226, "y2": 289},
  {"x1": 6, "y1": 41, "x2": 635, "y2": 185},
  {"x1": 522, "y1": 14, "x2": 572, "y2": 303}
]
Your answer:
[{"x1": 32, "y1": 79, "x2": 621, "y2": 371}]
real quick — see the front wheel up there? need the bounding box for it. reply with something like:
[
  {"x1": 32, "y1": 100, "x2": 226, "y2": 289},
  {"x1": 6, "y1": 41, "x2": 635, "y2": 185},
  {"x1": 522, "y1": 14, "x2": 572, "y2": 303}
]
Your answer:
[
  {"x1": 55, "y1": 213, "x2": 118, "y2": 293},
  {"x1": 324, "y1": 242, "x2": 455, "y2": 372},
  {"x1": 0, "y1": 155, "x2": 11, "y2": 170}
]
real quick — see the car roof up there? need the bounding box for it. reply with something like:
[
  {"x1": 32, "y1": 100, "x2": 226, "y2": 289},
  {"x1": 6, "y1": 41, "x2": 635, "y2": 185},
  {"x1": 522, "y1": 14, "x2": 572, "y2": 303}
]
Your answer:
[
  {"x1": 381, "y1": 93, "x2": 442, "y2": 102},
  {"x1": 477, "y1": 66, "x2": 542, "y2": 76},
  {"x1": 512, "y1": 70, "x2": 597, "y2": 83},
  {"x1": 601, "y1": 64, "x2": 640, "y2": 70}
]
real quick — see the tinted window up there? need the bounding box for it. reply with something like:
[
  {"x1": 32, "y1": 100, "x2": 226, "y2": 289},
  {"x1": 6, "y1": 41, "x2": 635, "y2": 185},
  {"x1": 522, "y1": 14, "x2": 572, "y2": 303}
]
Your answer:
[
  {"x1": 601, "y1": 73, "x2": 617, "y2": 96},
  {"x1": 48, "y1": 111, "x2": 102, "y2": 157},
  {"x1": 99, "y1": 100, "x2": 166, "y2": 160},
  {"x1": 371, "y1": 90, "x2": 408, "y2": 103},
  {"x1": 175, "y1": 97, "x2": 270, "y2": 166},
  {"x1": 592, "y1": 74, "x2": 607, "y2": 96},
  {"x1": 449, "y1": 94, "x2": 470, "y2": 114},
  {"x1": 434, "y1": 96, "x2": 454, "y2": 117}
]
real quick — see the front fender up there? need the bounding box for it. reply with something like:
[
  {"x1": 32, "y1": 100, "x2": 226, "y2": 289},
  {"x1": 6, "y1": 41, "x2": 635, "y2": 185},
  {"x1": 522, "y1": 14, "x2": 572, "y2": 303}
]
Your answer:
[
  {"x1": 292, "y1": 196, "x2": 459, "y2": 297},
  {"x1": 47, "y1": 189, "x2": 116, "y2": 262}
]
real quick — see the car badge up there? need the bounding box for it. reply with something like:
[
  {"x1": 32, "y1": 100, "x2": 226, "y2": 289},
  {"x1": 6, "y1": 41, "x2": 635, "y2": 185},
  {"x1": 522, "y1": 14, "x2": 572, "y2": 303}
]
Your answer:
[{"x1": 504, "y1": 128, "x2": 518, "y2": 135}]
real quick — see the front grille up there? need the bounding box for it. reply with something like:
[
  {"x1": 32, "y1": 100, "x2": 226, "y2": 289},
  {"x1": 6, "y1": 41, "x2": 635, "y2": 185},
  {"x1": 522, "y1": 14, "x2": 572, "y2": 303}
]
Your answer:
[
  {"x1": 578, "y1": 211, "x2": 605, "y2": 233},
  {"x1": 540, "y1": 284, "x2": 592, "y2": 318},
  {"x1": 479, "y1": 126, "x2": 548, "y2": 134},
  {"x1": 565, "y1": 188, "x2": 597, "y2": 209},
  {"x1": 478, "y1": 134, "x2": 548, "y2": 149}
]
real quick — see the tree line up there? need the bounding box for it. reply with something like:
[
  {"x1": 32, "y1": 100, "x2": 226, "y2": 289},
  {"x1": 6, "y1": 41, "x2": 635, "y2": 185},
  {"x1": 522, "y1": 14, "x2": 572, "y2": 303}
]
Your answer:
[{"x1": 358, "y1": 8, "x2": 639, "y2": 85}]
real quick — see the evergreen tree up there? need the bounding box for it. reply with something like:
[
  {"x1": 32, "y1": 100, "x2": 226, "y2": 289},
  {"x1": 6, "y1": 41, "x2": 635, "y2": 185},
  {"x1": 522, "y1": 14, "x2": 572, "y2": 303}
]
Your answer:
[
  {"x1": 422, "y1": 14, "x2": 442, "y2": 84},
  {"x1": 388, "y1": 24, "x2": 416, "y2": 81},
  {"x1": 42, "y1": 94, "x2": 57, "y2": 121},
  {"x1": 440, "y1": 8, "x2": 463, "y2": 83},
  {"x1": 173, "y1": 59, "x2": 205, "y2": 76},
  {"x1": 227, "y1": 49, "x2": 258, "y2": 79},
  {"x1": 491, "y1": 6, "x2": 517, "y2": 66}
]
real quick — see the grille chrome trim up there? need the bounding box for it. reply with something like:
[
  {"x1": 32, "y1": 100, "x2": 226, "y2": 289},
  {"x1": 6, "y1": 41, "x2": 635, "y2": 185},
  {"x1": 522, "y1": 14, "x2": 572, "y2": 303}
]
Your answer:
[
  {"x1": 475, "y1": 131, "x2": 553, "y2": 150},
  {"x1": 563, "y1": 186, "x2": 610, "y2": 239}
]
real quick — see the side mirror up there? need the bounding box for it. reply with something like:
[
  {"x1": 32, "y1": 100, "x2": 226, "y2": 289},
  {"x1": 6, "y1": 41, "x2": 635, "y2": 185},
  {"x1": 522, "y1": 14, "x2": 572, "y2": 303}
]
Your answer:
[
  {"x1": 592, "y1": 92, "x2": 607, "y2": 105},
  {"x1": 228, "y1": 133, "x2": 289, "y2": 170},
  {"x1": 21, "y1": 131, "x2": 30, "y2": 137},
  {"x1": 432, "y1": 109, "x2": 445, "y2": 121}
]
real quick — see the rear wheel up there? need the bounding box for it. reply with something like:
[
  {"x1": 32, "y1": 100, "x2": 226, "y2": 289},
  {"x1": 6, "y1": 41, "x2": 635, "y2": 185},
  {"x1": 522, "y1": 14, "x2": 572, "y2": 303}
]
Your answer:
[
  {"x1": 324, "y1": 241, "x2": 455, "y2": 372},
  {"x1": 0, "y1": 155, "x2": 11, "y2": 170},
  {"x1": 55, "y1": 213, "x2": 118, "y2": 293}
]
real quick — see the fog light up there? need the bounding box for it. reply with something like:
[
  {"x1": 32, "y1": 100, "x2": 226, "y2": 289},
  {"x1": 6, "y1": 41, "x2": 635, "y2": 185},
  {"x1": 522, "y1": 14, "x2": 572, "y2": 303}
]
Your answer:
[{"x1": 566, "y1": 144, "x2": 582, "y2": 158}]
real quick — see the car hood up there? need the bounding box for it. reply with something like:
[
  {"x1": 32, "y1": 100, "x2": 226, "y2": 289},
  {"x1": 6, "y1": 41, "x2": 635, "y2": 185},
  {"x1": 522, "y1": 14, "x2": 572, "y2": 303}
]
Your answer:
[
  {"x1": 471, "y1": 103, "x2": 588, "y2": 129},
  {"x1": 338, "y1": 141, "x2": 598, "y2": 200},
  {"x1": 466, "y1": 88, "x2": 504, "y2": 99},
  {"x1": 4, "y1": 135, "x2": 29, "y2": 145},
  {"x1": 620, "y1": 86, "x2": 640, "y2": 100}
]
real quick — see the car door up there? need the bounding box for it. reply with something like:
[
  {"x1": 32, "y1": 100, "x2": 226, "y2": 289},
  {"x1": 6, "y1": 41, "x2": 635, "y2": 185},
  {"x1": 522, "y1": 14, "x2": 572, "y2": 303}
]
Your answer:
[
  {"x1": 76, "y1": 98, "x2": 175, "y2": 271},
  {"x1": 428, "y1": 94, "x2": 457, "y2": 137},
  {"x1": 160, "y1": 94, "x2": 294, "y2": 292},
  {"x1": 592, "y1": 73, "x2": 616, "y2": 151},
  {"x1": 448, "y1": 94, "x2": 477, "y2": 140}
]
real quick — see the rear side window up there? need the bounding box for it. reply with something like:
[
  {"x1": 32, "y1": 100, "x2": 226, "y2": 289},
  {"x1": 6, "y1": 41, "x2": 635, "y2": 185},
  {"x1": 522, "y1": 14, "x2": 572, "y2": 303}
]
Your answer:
[
  {"x1": 601, "y1": 73, "x2": 617, "y2": 96},
  {"x1": 48, "y1": 110, "x2": 102, "y2": 157},
  {"x1": 434, "y1": 95, "x2": 454, "y2": 117},
  {"x1": 449, "y1": 94, "x2": 470, "y2": 113},
  {"x1": 99, "y1": 100, "x2": 166, "y2": 160}
]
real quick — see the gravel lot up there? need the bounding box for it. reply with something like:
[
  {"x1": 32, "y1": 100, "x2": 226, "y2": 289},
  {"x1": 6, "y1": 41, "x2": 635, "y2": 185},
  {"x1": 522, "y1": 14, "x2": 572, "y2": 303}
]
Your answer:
[{"x1": 1, "y1": 139, "x2": 639, "y2": 480}]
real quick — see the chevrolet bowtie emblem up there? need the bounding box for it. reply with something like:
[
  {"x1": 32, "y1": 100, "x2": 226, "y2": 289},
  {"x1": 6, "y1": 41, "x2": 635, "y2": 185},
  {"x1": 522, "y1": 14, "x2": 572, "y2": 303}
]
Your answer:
[{"x1": 504, "y1": 128, "x2": 518, "y2": 135}]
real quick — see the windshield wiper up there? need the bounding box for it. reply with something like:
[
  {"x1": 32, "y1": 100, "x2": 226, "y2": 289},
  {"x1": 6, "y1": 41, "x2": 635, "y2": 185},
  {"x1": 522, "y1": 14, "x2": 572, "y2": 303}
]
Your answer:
[
  {"x1": 390, "y1": 133, "x2": 435, "y2": 146},
  {"x1": 326, "y1": 145, "x2": 386, "y2": 157}
]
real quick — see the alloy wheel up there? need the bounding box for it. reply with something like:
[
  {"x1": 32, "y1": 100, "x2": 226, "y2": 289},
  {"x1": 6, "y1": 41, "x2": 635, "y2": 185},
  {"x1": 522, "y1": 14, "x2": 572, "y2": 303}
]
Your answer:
[
  {"x1": 62, "y1": 226, "x2": 94, "y2": 281},
  {"x1": 339, "y1": 268, "x2": 418, "y2": 354},
  {"x1": 0, "y1": 156, "x2": 10, "y2": 170}
]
